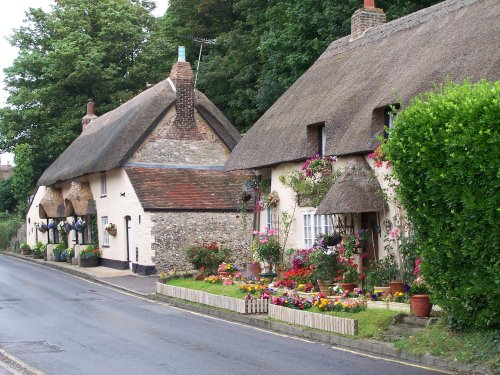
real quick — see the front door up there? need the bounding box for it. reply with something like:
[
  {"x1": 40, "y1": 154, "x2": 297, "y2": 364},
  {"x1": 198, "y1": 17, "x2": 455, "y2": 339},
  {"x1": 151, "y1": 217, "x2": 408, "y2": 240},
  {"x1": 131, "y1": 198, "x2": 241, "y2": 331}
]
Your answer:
[
  {"x1": 361, "y1": 212, "x2": 380, "y2": 268},
  {"x1": 125, "y1": 216, "x2": 133, "y2": 271}
]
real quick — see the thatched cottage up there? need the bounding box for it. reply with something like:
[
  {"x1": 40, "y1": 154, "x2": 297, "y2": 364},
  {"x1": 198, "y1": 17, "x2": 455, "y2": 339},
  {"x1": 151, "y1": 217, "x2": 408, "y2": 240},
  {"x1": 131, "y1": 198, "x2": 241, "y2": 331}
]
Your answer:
[
  {"x1": 225, "y1": 0, "x2": 499, "y2": 267},
  {"x1": 27, "y1": 50, "x2": 253, "y2": 275}
]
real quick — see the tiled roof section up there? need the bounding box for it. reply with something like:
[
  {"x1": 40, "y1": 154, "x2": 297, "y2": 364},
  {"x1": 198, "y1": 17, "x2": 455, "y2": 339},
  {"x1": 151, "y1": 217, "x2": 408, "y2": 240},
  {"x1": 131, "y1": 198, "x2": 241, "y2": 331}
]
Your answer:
[{"x1": 125, "y1": 166, "x2": 255, "y2": 210}]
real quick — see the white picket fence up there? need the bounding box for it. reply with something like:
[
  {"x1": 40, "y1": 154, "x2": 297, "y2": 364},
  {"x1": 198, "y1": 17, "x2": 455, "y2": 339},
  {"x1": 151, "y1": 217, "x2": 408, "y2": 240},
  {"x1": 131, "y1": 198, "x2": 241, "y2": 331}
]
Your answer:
[
  {"x1": 268, "y1": 304, "x2": 358, "y2": 335},
  {"x1": 156, "y1": 283, "x2": 268, "y2": 314}
]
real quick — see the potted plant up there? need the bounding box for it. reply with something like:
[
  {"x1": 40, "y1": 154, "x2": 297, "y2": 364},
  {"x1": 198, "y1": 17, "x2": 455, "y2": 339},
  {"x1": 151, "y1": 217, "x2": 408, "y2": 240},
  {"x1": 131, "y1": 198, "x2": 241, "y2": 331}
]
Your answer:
[
  {"x1": 79, "y1": 245, "x2": 102, "y2": 267},
  {"x1": 217, "y1": 262, "x2": 239, "y2": 277},
  {"x1": 74, "y1": 218, "x2": 86, "y2": 233},
  {"x1": 32, "y1": 241, "x2": 46, "y2": 259},
  {"x1": 364, "y1": 254, "x2": 400, "y2": 293},
  {"x1": 64, "y1": 248, "x2": 75, "y2": 263},
  {"x1": 341, "y1": 229, "x2": 370, "y2": 258},
  {"x1": 53, "y1": 243, "x2": 66, "y2": 262},
  {"x1": 158, "y1": 271, "x2": 168, "y2": 284},
  {"x1": 409, "y1": 276, "x2": 432, "y2": 317},
  {"x1": 105, "y1": 223, "x2": 117, "y2": 236},
  {"x1": 185, "y1": 242, "x2": 232, "y2": 276},
  {"x1": 337, "y1": 259, "x2": 360, "y2": 294},
  {"x1": 309, "y1": 247, "x2": 340, "y2": 293},
  {"x1": 317, "y1": 232, "x2": 341, "y2": 247},
  {"x1": 250, "y1": 229, "x2": 280, "y2": 274},
  {"x1": 19, "y1": 242, "x2": 31, "y2": 255},
  {"x1": 35, "y1": 222, "x2": 48, "y2": 233}
]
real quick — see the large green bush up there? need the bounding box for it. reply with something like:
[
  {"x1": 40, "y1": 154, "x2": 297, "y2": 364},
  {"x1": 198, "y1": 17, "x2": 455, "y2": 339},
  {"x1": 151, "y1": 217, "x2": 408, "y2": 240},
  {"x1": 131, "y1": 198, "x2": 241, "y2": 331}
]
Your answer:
[{"x1": 384, "y1": 80, "x2": 499, "y2": 329}]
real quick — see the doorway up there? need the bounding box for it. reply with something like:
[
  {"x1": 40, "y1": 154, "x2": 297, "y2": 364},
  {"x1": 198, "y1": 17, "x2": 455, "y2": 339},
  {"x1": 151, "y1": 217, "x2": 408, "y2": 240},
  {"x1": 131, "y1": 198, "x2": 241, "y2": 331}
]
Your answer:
[{"x1": 361, "y1": 212, "x2": 380, "y2": 268}]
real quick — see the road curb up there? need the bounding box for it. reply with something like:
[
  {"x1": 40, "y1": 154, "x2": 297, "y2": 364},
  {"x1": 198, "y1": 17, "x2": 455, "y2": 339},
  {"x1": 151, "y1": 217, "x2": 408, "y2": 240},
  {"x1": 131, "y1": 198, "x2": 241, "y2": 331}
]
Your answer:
[{"x1": 3, "y1": 252, "x2": 492, "y2": 375}]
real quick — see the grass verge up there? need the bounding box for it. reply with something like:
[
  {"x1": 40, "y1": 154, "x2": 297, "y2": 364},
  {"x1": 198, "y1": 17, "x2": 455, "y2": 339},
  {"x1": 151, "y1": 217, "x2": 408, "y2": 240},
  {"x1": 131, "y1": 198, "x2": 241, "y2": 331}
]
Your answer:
[
  {"x1": 394, "y1": 318, "x2": 499, "y2": 371},
  {"x1": 166, "y1": 278, "x2": 397, "y2": 338}
]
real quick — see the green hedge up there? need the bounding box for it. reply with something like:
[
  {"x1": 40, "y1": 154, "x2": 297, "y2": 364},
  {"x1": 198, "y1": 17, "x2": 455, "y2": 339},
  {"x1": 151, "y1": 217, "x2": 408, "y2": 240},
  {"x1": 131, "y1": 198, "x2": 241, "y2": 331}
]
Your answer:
[
  {"x1": 0, "y1": 214, "x2": 23, "y2": 251},
  {"x1": 384, "y1": 80, "x2": 499, "y2": 330}
]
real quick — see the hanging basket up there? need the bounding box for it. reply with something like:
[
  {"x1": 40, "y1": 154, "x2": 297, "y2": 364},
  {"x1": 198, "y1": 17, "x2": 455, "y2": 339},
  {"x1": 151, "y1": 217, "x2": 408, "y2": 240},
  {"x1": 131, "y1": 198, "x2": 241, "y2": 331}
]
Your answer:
[{"x1": 107, "y1": 228, "x2": 117, "y2": 236}]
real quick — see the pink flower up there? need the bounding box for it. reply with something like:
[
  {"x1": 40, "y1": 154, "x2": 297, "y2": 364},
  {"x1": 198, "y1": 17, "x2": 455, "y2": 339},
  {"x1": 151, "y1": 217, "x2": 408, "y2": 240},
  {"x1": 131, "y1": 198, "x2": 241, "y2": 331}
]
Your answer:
[
  {"x1": 259, "y1": 238, "x2": 269, "y2": 244},
  {"x1": 252, "y1": 230, "x2": 259, "y2": 235},
  {"x1": 268, "y1": 228, "x2": 277, "y2": 236},
  {"x1": 390, "y1": 227, "x2": 400, "y2": 239}
]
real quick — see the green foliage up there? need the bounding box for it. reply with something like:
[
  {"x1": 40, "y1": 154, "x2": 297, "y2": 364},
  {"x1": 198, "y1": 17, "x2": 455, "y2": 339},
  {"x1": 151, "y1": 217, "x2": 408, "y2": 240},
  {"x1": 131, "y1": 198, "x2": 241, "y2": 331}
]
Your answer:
[
  {"x1": 0, "y1": 0, "x2": 159, "y2": 182},
  {"x1": 89, "y1": 213, "x2": 99, "y2": 248},
  {"x1": 0, "y1": 214, "x2": 23, "y2": 251},
  {"x1": 310, "y1": 248, "x2": 340, "y2": 282},
  {"x1": 0, "y1": 178, "x2": 17, "y2": 213},
  {"x1": 365, "y1": 254, "x2": 400, "y2": 289},
  {"x1": 185, "y1": 242, "x2": 232, "y2": 275},
  {"x1": 11, "y1": 144, "x2": 35, "y2": 214},
  {"x1": 32, "y1": 241, "x2": 46, "y2": 255},
  {"x1": 395, "y1": 318, "x2": 499, "y2": 372},
  {"x1": 383, "y1": 80, "x2": 500, "y2": 329}
]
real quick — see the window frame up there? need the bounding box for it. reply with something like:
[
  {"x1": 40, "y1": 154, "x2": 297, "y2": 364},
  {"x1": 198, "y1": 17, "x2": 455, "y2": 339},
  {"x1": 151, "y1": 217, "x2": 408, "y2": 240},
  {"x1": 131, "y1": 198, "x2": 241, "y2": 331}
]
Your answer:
[
  {"x1": 102, "y1": 216, "x2": 109, "y2": 246},
  {"x1": 100, "y1": 172, "x2": 107, "y2": 197},
  {"x1": 302, "y1": 212, "x2": 333, "y2": 249}
]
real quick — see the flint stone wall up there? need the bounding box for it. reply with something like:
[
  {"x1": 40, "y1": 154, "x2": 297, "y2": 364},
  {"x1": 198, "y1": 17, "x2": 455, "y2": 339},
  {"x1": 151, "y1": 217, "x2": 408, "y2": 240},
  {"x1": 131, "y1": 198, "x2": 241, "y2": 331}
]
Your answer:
[{"x1": 152, "y1": 211, "x2": 252, "y2": 272}]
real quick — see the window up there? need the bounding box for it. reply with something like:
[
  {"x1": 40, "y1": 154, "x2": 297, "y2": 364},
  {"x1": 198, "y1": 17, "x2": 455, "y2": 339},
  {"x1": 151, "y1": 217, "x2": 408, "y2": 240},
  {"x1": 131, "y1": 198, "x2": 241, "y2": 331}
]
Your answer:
[
  {"x1": 100, "y1": 172, "x2": 107, "y2": 197},
  {"x1": 319, "y1": 125, "x2": 326, "y2": 156},
  {"x1": 102, "y1": 216, "x2": 109, "y2": 246},
  {"x1": 265, "y1": 207, "x2": 273, "y2": 230},
  {"x1": 307, "y1": 122, "x2": 326, "y2": 156},
  {"x1": 302, "y1": 213, "x2": 333, "y2": 248}
]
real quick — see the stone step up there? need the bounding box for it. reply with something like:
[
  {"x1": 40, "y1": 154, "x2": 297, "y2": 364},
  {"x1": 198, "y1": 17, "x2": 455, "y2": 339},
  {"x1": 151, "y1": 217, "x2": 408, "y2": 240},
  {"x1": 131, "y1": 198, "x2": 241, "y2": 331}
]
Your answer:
[
  {"x1": 378, "y1": 333, "x2": 405, "y2": 343},
  {"x1": 388, "y1": 324, "x2": 425, "y2": 337},
  {"x1": 401, "y1": 316, "x2": 434, "y2": 328}
]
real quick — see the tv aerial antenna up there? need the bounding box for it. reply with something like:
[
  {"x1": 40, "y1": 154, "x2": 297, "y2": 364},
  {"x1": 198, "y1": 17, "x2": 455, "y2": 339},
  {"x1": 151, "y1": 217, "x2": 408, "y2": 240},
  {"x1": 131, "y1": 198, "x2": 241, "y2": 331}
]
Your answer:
[{"x1": 178, "y1": 35, "x2": 217, "y2": 88}]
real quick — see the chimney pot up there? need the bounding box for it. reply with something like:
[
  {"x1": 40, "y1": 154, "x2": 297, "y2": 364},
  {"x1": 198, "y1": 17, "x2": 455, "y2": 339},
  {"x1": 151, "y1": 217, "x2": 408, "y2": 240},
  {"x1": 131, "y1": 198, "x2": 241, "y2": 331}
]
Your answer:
[
  {"x1": 364, "y1": 0, "x2": 375, "y2": 8},
  {"x1": 82, "y1": 99, "x2": 98, "y2": 131},
  {"x1": 351, "y1": 1, "x2": 386, "y2": 41}
]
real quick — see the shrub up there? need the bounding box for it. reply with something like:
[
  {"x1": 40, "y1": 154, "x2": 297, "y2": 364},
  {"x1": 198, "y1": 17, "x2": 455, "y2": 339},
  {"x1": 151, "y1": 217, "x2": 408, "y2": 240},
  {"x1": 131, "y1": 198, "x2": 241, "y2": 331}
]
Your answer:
[
  {"x1": 185, "y1": 242, "x2": 232, "y2": 275},
  {"x1": 384, "y1": 80, "x2": 499, "y2": 329}
]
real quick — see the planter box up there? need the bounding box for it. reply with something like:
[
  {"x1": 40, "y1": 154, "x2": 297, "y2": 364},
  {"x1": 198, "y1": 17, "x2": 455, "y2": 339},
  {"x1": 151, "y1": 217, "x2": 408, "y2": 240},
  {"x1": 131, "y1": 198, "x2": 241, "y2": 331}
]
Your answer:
[
  {"x1": 388, "y1": 302, "x2": 411, "y2": 313},
  {"x1": 367, "y1": 300, "x2": 389, "y2": 309},
  {"x1": 156, "y1": 283, "x2": 268, "y2": 314},
  {"x1": 79, "y1": 257, "x2": 99, "y2": 267},
  {"x1": 268, "y1": 304, "x2": 358, "y2": 335}
]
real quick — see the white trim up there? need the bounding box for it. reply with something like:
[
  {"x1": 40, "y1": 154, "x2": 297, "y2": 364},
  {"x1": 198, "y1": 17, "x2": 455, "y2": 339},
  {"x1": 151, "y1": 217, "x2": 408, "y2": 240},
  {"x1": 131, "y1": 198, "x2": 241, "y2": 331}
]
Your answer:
[
  {"x1": 102, "y1": 216, "x2": 109, "y2": 246},
  {"x1": 167, "y1": 77, "x2": 176, "y2": 92},
  {"x1": 302, "y1": 212, "x2": 333, "y2": 248}
]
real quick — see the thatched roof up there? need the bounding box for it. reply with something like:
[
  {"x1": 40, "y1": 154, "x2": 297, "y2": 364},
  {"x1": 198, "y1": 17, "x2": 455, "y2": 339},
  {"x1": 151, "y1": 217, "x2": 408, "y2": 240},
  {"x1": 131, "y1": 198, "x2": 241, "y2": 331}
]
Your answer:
[
  {"x1": 316, "y1": 157, "x2": 385, "y2": 215},
  {"x1": 38, "y1": 80, "x2": 241, "y2": 186},
  {"x1": 65, "y1": 181, "x2": 96, "y2": 216},
  {"x1": 125, "y1": 166, "x2": 254, "y2": 211},
  {"x1": 226, "y1": 0, "x2": 500, "y2": 171},
  {"x1": 39, "y1": 187, "x2": 71, "y2": 218}
]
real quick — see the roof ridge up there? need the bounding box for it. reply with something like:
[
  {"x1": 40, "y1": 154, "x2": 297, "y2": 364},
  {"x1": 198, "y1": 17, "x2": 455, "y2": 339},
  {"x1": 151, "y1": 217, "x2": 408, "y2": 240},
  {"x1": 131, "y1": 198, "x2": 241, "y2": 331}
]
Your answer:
[{"x1": 318, "y1": 0, "x2": 481, "y2": 62}]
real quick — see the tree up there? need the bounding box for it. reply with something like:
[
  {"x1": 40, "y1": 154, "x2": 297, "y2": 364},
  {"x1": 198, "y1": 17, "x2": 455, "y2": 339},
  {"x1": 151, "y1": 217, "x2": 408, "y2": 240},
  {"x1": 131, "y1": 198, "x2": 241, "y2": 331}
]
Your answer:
[
  {"x1": 11, "y1": 144, "x2": 35, "y2": 214},
  {"x1": 0, "y1": 178, "x2": 17, "y2": 213},
  {"x1": 0, "y1": 0, "x2": 157, "y2": 180},
  {"x1": 384, "y1": 80, "x2": 500, "y2": 330}
]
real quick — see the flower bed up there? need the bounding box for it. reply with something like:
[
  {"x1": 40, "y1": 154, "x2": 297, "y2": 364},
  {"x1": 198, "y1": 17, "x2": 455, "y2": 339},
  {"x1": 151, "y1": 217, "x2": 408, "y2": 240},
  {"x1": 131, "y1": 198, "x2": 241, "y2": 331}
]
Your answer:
[{"x1": 156, "y1": 283, "x2": 268, "y2": 314}]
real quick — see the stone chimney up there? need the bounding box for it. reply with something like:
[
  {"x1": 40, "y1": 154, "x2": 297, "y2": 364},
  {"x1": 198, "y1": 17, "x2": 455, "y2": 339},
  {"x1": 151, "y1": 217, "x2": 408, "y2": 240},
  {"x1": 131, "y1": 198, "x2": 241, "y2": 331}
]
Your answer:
[
  {"x1": 170, "y1": 46, "x2": 197, "y2": 131},
  {"x1": 81, "y1": 99, "x2": 98, "y2": 131},
  {"x1": 351, "y1": 0, "x2": 386, "y2": 41}
]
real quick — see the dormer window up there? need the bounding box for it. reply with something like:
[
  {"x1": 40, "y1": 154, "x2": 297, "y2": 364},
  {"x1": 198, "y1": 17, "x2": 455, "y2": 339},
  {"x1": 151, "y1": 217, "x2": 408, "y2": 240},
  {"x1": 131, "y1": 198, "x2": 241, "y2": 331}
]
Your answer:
[
  {"x1": 307, "y1": 122, "x2": 326, "y2": 156},
  {"x1": 100, "y1": 172, "x2": 107, "y2": 197}
]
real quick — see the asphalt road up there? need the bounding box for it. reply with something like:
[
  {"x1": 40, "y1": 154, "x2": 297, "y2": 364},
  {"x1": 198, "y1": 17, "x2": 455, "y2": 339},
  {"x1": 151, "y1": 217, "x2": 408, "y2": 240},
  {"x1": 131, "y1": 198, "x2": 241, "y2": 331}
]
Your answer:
[{"x1": 0, "y1": 256, "x2": 447, "y2": 375}]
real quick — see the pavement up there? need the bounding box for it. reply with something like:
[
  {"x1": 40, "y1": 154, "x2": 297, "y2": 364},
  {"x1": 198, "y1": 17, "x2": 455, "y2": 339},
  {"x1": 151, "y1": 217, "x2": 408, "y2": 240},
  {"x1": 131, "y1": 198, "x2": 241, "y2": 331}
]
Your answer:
[{"x1": 1, "y1": 251, "x2": 494, "y2": 375}]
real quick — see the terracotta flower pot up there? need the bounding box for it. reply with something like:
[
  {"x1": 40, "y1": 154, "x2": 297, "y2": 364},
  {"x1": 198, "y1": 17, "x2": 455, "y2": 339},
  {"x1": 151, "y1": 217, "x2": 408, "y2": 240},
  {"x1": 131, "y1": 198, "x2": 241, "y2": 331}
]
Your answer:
[
  {"x1": 389, "y1": 281, "x2": 404, "y2": 295},
  {"x1": 317, "y1": 280, "x2": 333, "y2": 294},
  {"x1": 218, "y1": 271, "x2": 234, "y2": 278},
  {"x1": 246, "y1": 261, "x2": 261, "y2": 279},
  {"x1": 339, "y1": 282, "x2": 357, "y2": 294},
  {"x1": 410, "y1": 294, "x2": 433, "y2": 317}
]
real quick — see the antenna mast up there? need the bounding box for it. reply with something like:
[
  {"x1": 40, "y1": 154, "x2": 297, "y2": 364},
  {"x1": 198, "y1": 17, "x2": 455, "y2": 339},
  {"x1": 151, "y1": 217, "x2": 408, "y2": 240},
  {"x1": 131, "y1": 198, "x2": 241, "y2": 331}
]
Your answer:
[{"x1": 178, "y1": 35, "x2": 216, "y2": 88}]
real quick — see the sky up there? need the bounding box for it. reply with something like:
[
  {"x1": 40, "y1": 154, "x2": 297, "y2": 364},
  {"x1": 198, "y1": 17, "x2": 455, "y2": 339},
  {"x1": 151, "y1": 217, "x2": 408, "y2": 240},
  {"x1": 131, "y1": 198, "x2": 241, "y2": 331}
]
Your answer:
[{"x1": 0, "y1": 1, "x2": 168, "y2": 165}]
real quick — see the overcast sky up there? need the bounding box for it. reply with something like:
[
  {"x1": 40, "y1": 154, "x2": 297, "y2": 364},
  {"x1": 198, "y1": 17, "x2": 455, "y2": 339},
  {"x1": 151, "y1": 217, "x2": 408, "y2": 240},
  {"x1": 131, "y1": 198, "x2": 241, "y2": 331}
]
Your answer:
[{"x1": 0, "y1": 1, "x2": 168, "y2": 163}]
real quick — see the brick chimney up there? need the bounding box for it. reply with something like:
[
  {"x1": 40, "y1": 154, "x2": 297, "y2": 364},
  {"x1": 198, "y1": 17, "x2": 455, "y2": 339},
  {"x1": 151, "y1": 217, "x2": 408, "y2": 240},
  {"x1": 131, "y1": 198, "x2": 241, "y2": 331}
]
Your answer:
[
  {"x1": 170, "y1": 46, "x2": 197, "y2": 132},
  {"x1": 81, "y1": 99, "x2": 98, "y2": 131},
  {"x1": 351, "y1": 0, "x2": 386, "y2": 41}
]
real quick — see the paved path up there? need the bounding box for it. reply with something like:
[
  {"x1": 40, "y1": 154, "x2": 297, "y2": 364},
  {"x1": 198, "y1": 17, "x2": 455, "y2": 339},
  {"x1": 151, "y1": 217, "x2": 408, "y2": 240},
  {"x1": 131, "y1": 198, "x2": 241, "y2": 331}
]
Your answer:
[{"x1": 0, "y1": 255, "x2": 448, "y2": 375}]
